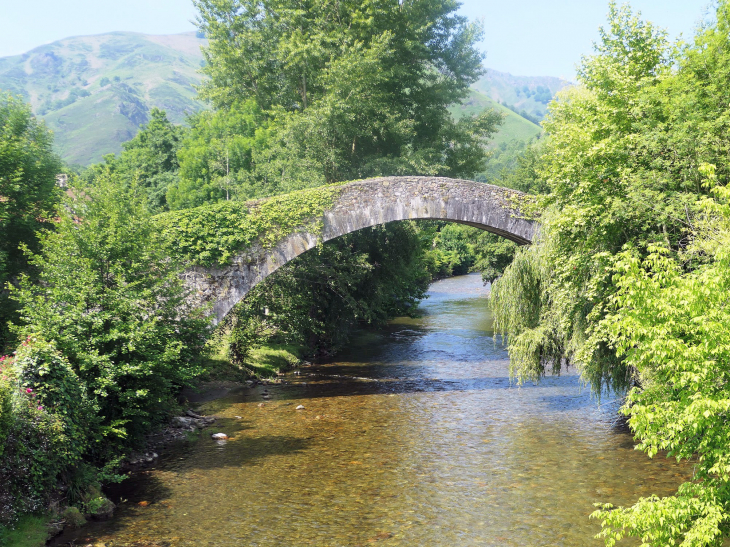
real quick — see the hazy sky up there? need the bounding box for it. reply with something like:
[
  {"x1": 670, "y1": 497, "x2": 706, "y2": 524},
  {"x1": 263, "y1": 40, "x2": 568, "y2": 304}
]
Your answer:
[{"x1": 0, "y1": 0, "x2": 714, "y2": 79}]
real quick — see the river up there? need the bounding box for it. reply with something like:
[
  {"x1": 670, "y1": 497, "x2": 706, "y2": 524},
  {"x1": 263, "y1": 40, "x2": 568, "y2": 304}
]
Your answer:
[{"x1": 57, "y1": 273, "x2": 691, "y2": 546}]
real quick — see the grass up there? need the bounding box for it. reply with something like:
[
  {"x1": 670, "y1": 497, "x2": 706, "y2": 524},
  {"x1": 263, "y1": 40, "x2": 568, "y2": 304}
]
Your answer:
[
  {"x1": 248, "y1": 343, "x2": 302, "y2": 376},
  {"x1": 450, "y1": 89, "x2": 542, "y2": 148},
  {"x1": 200, "y1": 329, "x2": 303, "y2": 384},
  {"x1": 0, "y1": 515, "x2": 52, "y2": 547}
]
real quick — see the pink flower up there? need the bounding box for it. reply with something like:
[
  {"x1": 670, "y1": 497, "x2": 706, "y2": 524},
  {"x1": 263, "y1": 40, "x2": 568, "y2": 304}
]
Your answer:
[
  {"x1": 37, "y1": 406, "x2": 43, "y2": 411},
  {"x1": 25, "y1": 388, "x2": 32, "y2": 393}
]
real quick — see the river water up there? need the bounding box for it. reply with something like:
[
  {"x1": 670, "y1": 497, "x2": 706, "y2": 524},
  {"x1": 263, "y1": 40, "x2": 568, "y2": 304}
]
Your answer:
[{"x1": 60, "y1": 274, "x2": 692, "y2": 546}]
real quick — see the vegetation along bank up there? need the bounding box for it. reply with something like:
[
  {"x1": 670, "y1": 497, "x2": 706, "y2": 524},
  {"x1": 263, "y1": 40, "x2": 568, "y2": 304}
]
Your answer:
[
  {"x1": 0, "y1": 0, "x2": 516, "y2": 542},
  {"x1": 5, "y1": 0, "x2": 730, "y2": 545}
]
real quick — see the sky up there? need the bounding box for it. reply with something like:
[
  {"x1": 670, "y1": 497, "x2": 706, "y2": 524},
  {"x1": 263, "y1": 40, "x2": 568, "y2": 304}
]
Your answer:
[{"x1": 0, "y1": 0, "x2": 715, "y2": 79}]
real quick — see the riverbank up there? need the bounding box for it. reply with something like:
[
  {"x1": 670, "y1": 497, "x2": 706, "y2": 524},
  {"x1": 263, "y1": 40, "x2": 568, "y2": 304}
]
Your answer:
[
  {"x1": 0, "y1": 340, "x2": 305, "y2": 547},
  {"x1": 41, "y1": 274, "x2": 694, "y2": 547}
]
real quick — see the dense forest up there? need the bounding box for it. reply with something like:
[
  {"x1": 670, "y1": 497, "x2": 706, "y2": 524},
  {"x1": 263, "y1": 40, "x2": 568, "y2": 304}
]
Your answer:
[{"x1": 3, "y1": 0, "x2": 730, "y2": 545}]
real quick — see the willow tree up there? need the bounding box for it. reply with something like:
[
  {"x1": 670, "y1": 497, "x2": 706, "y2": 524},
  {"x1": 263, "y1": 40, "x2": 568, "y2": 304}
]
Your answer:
[{"x1": 491, "y1": 3, "x2": 694, "y2": 392}]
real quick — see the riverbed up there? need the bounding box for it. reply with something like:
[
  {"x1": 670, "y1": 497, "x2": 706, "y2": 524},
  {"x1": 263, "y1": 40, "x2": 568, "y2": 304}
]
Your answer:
[{"x1": 58, "y1": 273, "x2": 691, "y2": 546}]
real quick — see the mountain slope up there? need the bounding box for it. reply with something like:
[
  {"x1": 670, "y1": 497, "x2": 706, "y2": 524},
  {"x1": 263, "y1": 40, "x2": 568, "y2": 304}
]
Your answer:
[
  {"x1": 0, "y1": 32, "x2": 206, "y2": 165},
  {"x1": 450, "y1": 89, "x2": 542, "y2": 147},
  {"x1": 472, "y1": 68, "x2": 571, "y2": 121}
]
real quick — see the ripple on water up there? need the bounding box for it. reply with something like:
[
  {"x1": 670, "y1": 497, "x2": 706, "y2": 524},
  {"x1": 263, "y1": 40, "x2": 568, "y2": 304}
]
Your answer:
[{"x1": 57, "y1": 274, "x2": 692, "y2": 547}]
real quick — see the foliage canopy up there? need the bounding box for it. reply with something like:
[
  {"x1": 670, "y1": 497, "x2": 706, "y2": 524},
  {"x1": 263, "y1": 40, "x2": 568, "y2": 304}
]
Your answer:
[
  {"x1": 491, "y1": 2, "x2": 730, "y2": 544},
  {"x1": 0, "y1": 93, "x2": 61, "y2": 348}
]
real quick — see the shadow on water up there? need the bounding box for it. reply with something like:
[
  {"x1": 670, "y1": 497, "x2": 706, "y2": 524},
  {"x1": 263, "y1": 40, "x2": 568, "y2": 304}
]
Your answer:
[
  {"x1": 180, "y1": 434, "x2": 314, "y2": 471},
  {"x1": 50, "y1": 434, "x2": 313, "y2": 545},
  {"x1": 208, "y1": 375, "x2": 561, "y2": 403},
  {"x1": 49, "y1": 274, "x2": 695, "y2": 547}
]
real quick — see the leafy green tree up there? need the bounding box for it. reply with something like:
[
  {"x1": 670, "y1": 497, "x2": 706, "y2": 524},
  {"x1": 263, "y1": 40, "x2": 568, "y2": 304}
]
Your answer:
[
  {"x1": 168, "y1": 100, "x2": 272, "y2": 209},
  {"x1": 87, "y1": 108, "x2": 187, "y2": 212},
  {"x1": 589, "y1": 179, "x2": 730, "y2": 546},
  {"x1": 192, "y1": 0, "x2": 500, "y2": 187},
  {"x1": 473, "y1": 232, "x2": 517, "y2": 283},
  {"x1": 0, "y1": 94, "x2": 61, "y2": 349},
  {"x1": 420, "y1": 223, "x2": 518, "y2": 282},
  {"x1": 11, "y1": 173, "x2": 209, "y2": 449},
  {"x1": 196, "y1": 0, "x2": 483, "y2": 112},
  {"x1": 490, "y1": 2, "x2": 730, "y2": 543},
  {"x1": 478, "y1": 138, "x2": 548, "y2": 195}
]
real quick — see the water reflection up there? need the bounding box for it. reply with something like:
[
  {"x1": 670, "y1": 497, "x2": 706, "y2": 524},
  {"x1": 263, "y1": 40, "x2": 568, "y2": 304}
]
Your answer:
[{"x1": 56, "y1": 273, "x2": 692, "y2": 546}]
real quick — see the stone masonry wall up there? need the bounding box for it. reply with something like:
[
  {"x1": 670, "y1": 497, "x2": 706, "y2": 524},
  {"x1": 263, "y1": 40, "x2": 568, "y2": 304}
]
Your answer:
[{"x1": 183, "y1": 176, "x2": 537, "y2": 324}]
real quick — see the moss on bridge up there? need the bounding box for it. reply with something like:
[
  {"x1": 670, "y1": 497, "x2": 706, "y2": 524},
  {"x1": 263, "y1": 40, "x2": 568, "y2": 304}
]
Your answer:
[
  {"x1": 155, "y1": 182, "x2": 347, "y2": 267},
  {"x1": 155, "y1": 176, "x2": 538, "y2": 271}
]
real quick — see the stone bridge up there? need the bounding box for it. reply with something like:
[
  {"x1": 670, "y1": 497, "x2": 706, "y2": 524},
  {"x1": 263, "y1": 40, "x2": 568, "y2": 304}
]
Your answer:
[{"x1": 184, "y1": 176, "x2": 538, "y2": 324}]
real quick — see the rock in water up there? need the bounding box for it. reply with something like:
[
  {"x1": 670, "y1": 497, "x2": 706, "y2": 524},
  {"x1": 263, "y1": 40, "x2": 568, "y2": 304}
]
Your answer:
[
  {"x1": 296, "y1": 405, "x2": 305, "y2": 410},
  {"x1": 211, "y1": 433, "x2": 229, "y2": 440}
]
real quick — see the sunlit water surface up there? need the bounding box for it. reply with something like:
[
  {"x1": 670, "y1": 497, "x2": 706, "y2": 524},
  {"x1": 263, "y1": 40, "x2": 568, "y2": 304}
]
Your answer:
[{"x1": 57, "y1": 274, "x2": 692, "y2": 546}]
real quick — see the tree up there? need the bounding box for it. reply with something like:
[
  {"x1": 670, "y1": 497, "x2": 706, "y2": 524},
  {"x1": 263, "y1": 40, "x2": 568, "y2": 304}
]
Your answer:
[
  {"x1": 490, "y1": 2, "x2": 730, "y2": 543},
  {"x1": 88, "y1": 108, "x2": 187, "y2": 212},
  {"x1": 491, "y1": 2, "x2": 686, "y2": 390},
  {"x1": 191, "y1": 0, "x2": 500, "y2": 188},
  {"x1": 11, "y1": 173, "x2": 209, "y2": 449},
  {"x1": 0, "y1": 94, "x2": 61, "y2": 349},
  {"x1": 168, "y1": 99, "x2": 272, "y2": 209},
  {"x1": 590, "y1": 179, "x2": 730, "y2": 546}
]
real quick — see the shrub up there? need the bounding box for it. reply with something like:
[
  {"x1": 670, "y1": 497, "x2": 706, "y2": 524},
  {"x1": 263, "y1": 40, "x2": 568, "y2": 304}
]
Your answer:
[
  {"x1": 0, "y1": 357, "x2": 14, "y2": 456},
  {"x1": 13, "y1": 336, "x2": 95, "y2": 449},
  {"x1": 12, "y1": 173, "x2": 210, "y2": 450},
  {"x1": 0, "y1": 338, "x2": 96, "y2": 525},
  {"x1": 0, "y1": 390, "x2": 74, "y2": 525}
]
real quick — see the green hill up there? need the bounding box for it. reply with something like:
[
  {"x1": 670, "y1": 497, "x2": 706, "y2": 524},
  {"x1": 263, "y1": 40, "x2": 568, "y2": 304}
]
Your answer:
[
  {"x1": 450, "y1": 89, "x2": 542, "y2": 147},
  {"x1": 449, "y1": 69, "x2": 572, "y2": 148},
  {"x1": 0, "y1": 32, "x2": 207, "y2": 165},
  {"x1": 472, "y1": 68, "x2": 571, "y2": 122}
]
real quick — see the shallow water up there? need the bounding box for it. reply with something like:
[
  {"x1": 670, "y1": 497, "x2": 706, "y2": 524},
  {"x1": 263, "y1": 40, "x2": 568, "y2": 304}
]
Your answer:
[{"x1": 60, "y1": 274, "x2": 692, "y2": 546}]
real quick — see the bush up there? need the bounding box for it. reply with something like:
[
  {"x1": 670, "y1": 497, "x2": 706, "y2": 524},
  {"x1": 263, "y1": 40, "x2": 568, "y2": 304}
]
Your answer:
[
  {"x1": 13, "y1": 336, "x2": 95, "y2": 447},
  {"x1": 0, "y1": 390, "x2": 75, "y2": 525},
  {"x1": 0, "y1": 357, "x2": 14, "y2": 455},
  {"x1": 12, "y1": 173, "x2": 210, "y2": 450},
  {"x1": 0, "y1": 339, "x2": 96, "y2": 525}
]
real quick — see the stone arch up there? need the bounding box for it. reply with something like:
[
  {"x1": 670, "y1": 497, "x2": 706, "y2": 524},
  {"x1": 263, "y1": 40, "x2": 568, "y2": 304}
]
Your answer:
[{"x1": 183, "y1": 176, "x2": 537, "y2": 324}]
